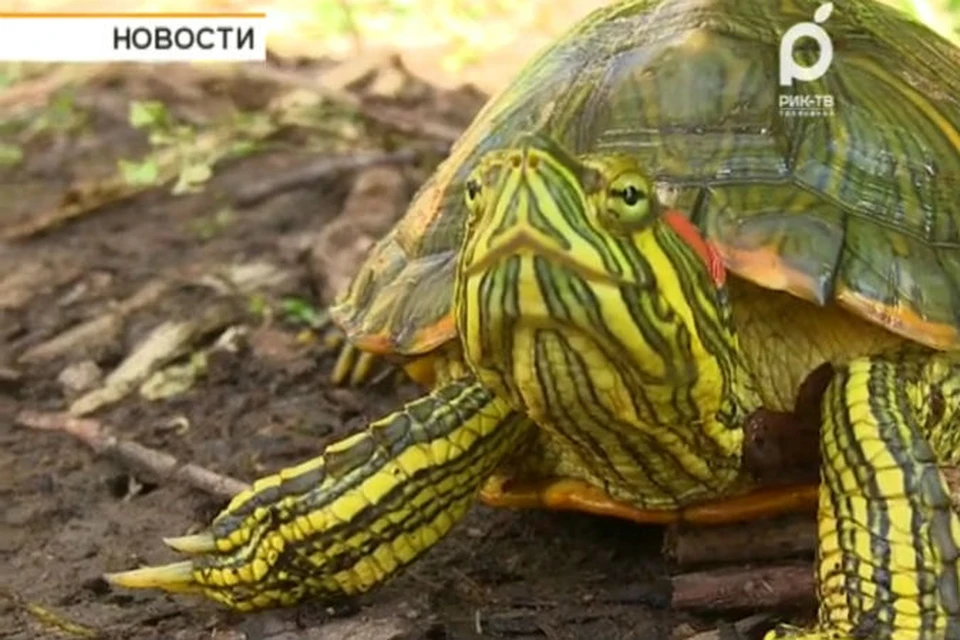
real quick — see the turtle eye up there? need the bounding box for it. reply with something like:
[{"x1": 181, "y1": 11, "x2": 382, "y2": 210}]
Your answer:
[
  {"x1": 619, "y1": 185, "x2": 644, "y2": 206},
  {"x1": 601, "y1": 172, "x2": 654, "y2": 232},
  {"x1": 465, "y1": 178, "x2": 482, "y2": 205},
  {"x1": 464, "y1": 172, "x2": 486, "y2": 232}
]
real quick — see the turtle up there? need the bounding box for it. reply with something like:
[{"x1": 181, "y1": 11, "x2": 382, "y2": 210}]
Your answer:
[{"x1": 106, "y1": 0, "x2": 960, "y2": 637}]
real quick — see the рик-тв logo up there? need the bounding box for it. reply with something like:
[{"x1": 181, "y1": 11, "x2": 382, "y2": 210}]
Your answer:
[
  {"x1": 778, "y1": 2, "x2": 835, "y2": 117},
  {"x1": 780, "y1": 2, "x2": 834, "y2": 86}
]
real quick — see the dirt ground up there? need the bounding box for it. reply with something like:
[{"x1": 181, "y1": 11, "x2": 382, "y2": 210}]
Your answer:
[{"x1": 0, "y1": 59, "x2": 806, "y2": 640}]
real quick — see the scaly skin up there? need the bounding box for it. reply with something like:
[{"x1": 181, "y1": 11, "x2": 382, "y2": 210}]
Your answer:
[
  {"x1": 456, "y1": 137, "x2": 756, "y2": 510},
  {"x1": 770, "y1": 352, "x2": 960, "y2": 639},
  {"x1": 112, "y1": 375, "x2": 530, "y2": 610},
  {"x1": 107, "y1": 135, "x2": 960, "y2": 638}
]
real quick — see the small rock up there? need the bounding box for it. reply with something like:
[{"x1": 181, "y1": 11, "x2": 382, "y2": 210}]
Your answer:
[
  {"x1": 401, "y1": 602, "x2": 422, "y2": 620},
  {"x1": 367, "y1": 62, "x2": 409, "y2": 100},
  {"x1": 226, "y1": 261, "x2": 300, "y2": 296},
  {"x1": 58, "y1": 360, "x2": 103, "y2": 395},
  {"x1": 671, "y1": 623, "x2": 699, "y2": 639},
  {"x1": 367, "y1": 55, "x2": 431, "y2": 104}
]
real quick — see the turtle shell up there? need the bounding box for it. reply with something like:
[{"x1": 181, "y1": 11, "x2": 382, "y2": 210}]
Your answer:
[{"x1": 330, "y1": 0, "x2": 960, "y2": 356}]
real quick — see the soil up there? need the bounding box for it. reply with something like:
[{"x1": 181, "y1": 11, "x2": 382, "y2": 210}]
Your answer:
[{"x1": 0, "y1": 62, "x2": 789, "y2": 640}]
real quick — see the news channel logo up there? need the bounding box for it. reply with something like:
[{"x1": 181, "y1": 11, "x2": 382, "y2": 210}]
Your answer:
[{"x1": 778, "y1": 2, "x2": 835, "y2": 118}]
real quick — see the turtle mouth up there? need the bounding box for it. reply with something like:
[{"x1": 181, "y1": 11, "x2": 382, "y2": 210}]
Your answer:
[{"x1": 462, "y1": 226, "x2": 624, "y2": 285}]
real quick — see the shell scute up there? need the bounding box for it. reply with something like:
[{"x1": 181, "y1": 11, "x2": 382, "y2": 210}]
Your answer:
[{"x1": 333, "y1": 0, "x2": 960, "y2": 353}]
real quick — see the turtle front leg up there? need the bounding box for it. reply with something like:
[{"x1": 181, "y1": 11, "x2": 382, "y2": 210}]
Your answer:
[
  {"x1": 768, "y1": 351, "x2": 960, "y2": 639},
  {"x1": 329, "y1": 335, "x2": 438, "y2": 387},
  {"x1": 105, "y1": 379, "x2": 528, "y2": 611}
]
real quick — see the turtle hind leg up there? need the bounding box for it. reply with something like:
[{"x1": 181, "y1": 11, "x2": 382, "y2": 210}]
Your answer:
[
  {"x1": 106, "y1": 379, "x2": 529, "y2": 611},
  {"x1": 767, "y1": 350, "x2": 960, "y2": 640}
]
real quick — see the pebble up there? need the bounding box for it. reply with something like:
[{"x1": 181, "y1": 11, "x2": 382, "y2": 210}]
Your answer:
[{"x1": 57, "y1": 360, "x2": 103, "y2": 395}]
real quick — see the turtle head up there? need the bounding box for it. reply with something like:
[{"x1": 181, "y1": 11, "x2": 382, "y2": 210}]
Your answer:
[
  {"x1": 458, "y1": 132, "x2": 662, "y2": 279},
  {"x1": 455, "y1": 130, "x2": 726, "y2": 321},
  {"x1": 455, "y1": 132, "x2": 750, "y2": 461}
]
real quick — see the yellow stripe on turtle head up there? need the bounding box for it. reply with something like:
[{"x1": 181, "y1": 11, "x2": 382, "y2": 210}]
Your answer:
[
  {"x1": 459, "y1": 132, "x2": 660, "y2": 288},
  {"x1": 455, "y1": 133, "x2": 753, "y2": 500}
]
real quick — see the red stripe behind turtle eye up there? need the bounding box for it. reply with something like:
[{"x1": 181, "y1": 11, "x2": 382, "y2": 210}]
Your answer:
[{"x1": 661, "y1": 210, "x2": 726, "y2": 287}]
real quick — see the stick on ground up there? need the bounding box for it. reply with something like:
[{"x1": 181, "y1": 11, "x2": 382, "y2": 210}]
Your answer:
[
  {"x1": 16, "y1": 409, "x2": 249, "y2": 499},
  {"x1": 0, "y1": 587, "x2": 102, "y2": 639},
  {"x1": 665, "y1": 513, "x2": 817, "y2": 568},
  {"x1": 671, "y1": 563, "x2": 815, "y2": 611}
]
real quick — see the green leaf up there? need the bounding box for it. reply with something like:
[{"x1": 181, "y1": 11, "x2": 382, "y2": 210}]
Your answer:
[
  {"x1": 118, "y1": 158, "x2": 159, "y2": 186},
  {"x1": 0, "y1": 62, "x2": 22, "y2": 89},
  {"x1": 0, "y1": 143, "x2": 24, "y2": 167},
  {"x1": 230, "y1": 139, "x2": 261, "y2": 158},
  {"x1": 129, "y1": 100, "x2": 169, "y2": 130},
  {"x1": 172, "y1": 162, "x2": 212, "y2": 195},
  {"x1": 248, "y1": 293, "x2": 270, "y2": 319},
  {"x1": 281, "y1": 297, "x2": 326, "y2": 328}
]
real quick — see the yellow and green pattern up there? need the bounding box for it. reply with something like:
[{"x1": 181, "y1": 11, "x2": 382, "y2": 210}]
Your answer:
[
  {"x1": 110, "y1": 133, "x2": 960, "y2": 638},
  {"x1": 105, "y1": 0, "x2": 960, "y2": 638},
  {"x1": 112, "y1": 378, "x2": 528, "y2": 610}
]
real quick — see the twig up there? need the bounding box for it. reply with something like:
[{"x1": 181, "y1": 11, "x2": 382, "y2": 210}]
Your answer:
[
  {"x1": 0, "y1": 587, "x2": 102, "y2": 639},
  {"x1": 671, "y1": 563, "x2": 815, "y2": 611},
  {"x1": 233, "y1": 149, "x2": 417, "y2": 207},
  {"x1": 665, "y1": 513, "x2": 817, "y2": 568},
  {"x1": 667, "y1": 467, "x2": 960, "y2": 570},
  {"x1": 15, "y1": 409, "x2": 250, "y2": 499},
  {"x1": 683, "y1": 613, "x2": 777, "y2": 640}
]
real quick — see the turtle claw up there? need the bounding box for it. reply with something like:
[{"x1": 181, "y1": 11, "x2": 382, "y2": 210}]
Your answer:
[
  {"x1": 162, "y1": 533, "x2": 217, "y2": 554},
  {"x1": 104, "y1": 560, "x2": 198, "y2": 593},
  {"x1": 331, "y1": 340, "x2": 386, "y2": 386}
]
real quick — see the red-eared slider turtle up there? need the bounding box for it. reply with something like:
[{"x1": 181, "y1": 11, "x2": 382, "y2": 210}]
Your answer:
[{"x1": 108, "y1": 0, "x2": 960, "y2": 637}]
